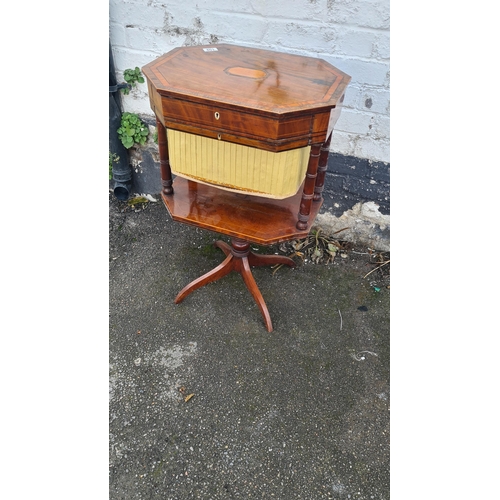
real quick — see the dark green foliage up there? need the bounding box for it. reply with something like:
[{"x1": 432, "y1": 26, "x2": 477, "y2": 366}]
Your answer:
[
  {"x1": 117, "y1": 112, "x2": 149, "y2": 149},
  {"x1": 121, "y1": 67, "x2": 145, "y2": 95}
]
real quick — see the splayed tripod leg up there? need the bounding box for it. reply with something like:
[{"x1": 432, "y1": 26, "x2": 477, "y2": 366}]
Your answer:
[
  {"x1": 174, "y1": 253, "x2": 234, "y2": 303},
  {"x1": 174, "y1": 238, "x2": 294, "y2": 331}
]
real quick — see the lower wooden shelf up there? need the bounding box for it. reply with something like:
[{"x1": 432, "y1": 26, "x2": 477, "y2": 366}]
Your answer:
[{"x1": 162, "y1": 177, "x2": 323, "y2": 245}]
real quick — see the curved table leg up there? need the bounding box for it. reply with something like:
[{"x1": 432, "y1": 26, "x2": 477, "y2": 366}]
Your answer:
[
  {"x1": 247, "y1": 252, "x2": 296, "y2": 268},
  {"x1": 240, "y1": 257, "x2": 273, "y2": 332},
  {"x1": 217, "y1": 240, "x2": 296, "y2": 268},
  {"x1": 214, "y1": 240, "x2": 232, "y2": 256},
  {"x1": 175, "y1": 239, "x2": 292, "y2": 331},
  {"x1": 175, "y1": 253, "x2": 234, "y2": 303}
]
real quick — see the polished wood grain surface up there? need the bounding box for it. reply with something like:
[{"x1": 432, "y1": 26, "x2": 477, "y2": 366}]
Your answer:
[
  {"x1": 162, "y1": 177, "x2": 322, "y2": 245},
  {"x1": 143, "y1": 44, "x2": 351, "y2": 114},
  {"x1": 143, "y1": 44, "x2": 350, "y2": 152}
]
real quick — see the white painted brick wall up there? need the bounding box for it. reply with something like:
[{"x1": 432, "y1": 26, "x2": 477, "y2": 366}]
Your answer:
[{"x1": 109, "y1": 0, "x2": 390, "y2": 163}]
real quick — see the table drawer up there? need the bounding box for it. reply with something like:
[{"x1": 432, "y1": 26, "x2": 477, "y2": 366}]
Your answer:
[{"x1": 160, "y1": 96, "x2": 313, "y2": 144}]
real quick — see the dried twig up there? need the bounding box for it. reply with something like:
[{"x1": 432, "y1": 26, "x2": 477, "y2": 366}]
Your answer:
[
  {"x1": 363, "y1": 259, "x2": 390, "y2": 279},
  {"x1": 271, "y1": 263, "x2": 284, "y2": 276},
  {"x1": 338, "y1": 309, "x2": 343, "y2": 331}
]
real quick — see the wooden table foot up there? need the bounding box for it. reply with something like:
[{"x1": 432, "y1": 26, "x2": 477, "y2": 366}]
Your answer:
[
  {"x1": 174, "y1": 253, "x2": 233, "y2": 304},
  {"x1": 175, "y1": 238, "x2": 294, "y2": 332},
  {"x1": 240, "y1": 256, "x2": 273, "y2": 332}
]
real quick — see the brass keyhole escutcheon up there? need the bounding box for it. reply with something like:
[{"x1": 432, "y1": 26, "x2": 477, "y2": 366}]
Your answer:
[
  {"x1": 214, "y1": 112, "x2": 220, "y2": 120},
  {"x1": 217, "y1": 133, "x2": 222, "y2": 140}
]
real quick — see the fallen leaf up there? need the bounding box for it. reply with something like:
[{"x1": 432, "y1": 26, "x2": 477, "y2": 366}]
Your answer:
[{"x1": 184, "y1": 393, "x2": 194, "y2": 402}]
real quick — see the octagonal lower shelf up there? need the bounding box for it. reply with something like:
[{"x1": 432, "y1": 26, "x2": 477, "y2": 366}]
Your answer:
[{"x1": 162, "y1": 177, "x2": 322, "y2": 245}]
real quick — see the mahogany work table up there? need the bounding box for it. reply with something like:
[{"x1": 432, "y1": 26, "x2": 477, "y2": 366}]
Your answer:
[{"x1": 142, "y1": 44, "x2": 351, "y2": 332}]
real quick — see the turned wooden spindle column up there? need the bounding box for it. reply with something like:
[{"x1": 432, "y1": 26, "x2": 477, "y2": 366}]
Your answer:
[
  {"x1": 156, "y1": 117, "x2": 173, "y2": 196},
  {"x1": 297, "y1": 143, "x2": 322, "y2": 230},
  {"x1": 314, "y1": 132, "x2": 332, "y2": 202}
]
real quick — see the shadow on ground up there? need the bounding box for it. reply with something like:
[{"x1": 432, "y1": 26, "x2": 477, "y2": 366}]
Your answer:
[{"x1": 109, "y1": 193, "x2": 390, "y2": 500}]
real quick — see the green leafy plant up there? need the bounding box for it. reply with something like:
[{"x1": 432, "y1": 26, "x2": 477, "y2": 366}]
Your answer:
[
  {"x1": 109, "y1": 152, "x2": 119, "y2": 180},
  {"x1": 117, "y1": 112, "x2": 149, "y2": 149},
  {"x1": 121, "y1": 67, "x2": 145, "y2": 94}
]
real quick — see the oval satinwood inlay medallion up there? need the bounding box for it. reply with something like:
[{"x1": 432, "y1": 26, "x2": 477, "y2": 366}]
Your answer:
[{"x1": 225, "y1": 66, "x2": 268, "y2": 79}]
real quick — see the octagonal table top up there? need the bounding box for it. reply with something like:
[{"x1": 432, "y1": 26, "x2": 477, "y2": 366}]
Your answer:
[{"x1": 142, "y1": 44, "x2": 351, "y2": 116}]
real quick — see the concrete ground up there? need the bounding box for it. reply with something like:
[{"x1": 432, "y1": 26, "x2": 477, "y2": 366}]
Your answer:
[{"x1": 109, "y1": 193, "x2": 390, "y2": 500}]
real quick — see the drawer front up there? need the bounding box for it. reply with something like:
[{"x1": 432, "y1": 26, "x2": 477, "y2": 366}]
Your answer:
[{"x1": 161, "y1": 96, "x2": 314, "y2": 144}]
